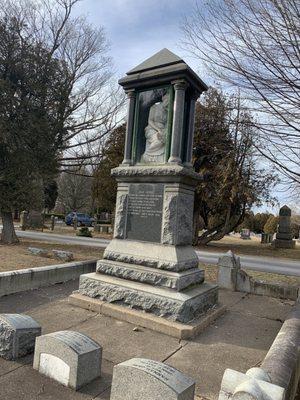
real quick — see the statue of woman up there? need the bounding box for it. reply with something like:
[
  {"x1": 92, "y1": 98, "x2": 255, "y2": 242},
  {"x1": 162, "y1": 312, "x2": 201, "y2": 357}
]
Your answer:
[{"x1": 141, "y1": 93, "x2": 169, "y2": 164}]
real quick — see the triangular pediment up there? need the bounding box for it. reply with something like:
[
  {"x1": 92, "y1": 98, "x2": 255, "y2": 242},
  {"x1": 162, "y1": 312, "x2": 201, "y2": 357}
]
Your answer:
[{"x1": 127, "y1": 48, "x2": 185, "y2": 75}]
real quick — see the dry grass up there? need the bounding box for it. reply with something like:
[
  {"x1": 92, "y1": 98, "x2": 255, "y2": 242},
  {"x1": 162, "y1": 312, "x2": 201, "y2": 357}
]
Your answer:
[
  {"x1": 202, "y1": 263, "x2": 300, "y2": 286},
  {"x1": 0, "y1": 239, "x2": 103, "y2": 272},
  {"x1": 198, "y1": 235, "x2": 300, "y2": 260}
]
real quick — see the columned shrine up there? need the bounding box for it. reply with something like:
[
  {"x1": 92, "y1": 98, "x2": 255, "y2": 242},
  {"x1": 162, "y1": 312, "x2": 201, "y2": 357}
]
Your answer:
[{"x1": 77, "y1": 49, "x2": 219, "y2": 324}]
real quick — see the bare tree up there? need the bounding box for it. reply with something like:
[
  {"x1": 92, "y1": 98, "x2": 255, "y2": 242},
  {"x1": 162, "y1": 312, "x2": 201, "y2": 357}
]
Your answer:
[
  {"x1": 183, "y1": 0, "x2": 300, "y2": 184},
  {"x1": 57, "y1": 169, "x2": 92, "y2": 213},
  {"x1": 0, "y1": 0, "x2": 124, "y2": 243}
]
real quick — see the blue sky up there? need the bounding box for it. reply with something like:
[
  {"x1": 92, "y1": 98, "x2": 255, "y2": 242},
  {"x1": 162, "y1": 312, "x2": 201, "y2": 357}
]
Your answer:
[
  {"x1": 75, "y1": 0, "x2": 201, "y2": 80},
  {"x1": 74, "y1": 0, "x2": 292, "y2": 212}
]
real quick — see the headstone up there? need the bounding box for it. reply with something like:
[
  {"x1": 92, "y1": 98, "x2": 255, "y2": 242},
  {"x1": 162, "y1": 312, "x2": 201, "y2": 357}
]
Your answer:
[
  {"x1": 100, "y1": 225, "x2": 109, "y2": 233},
  {"x1": 261, "y1": 233, "x2": 273, "y2": 244},
  {"x1": 20, "y1": 210, "x2": 28, "y2": 231},
  {"x1": 110, "y1": 358, "x2": 195, "y2": 400},
  {"x1": 50, "y1": 214, "x2": 55, "y2": 231},
  {"x1": 240, "y1": 228, "x2": 251, "y2": 240},
  {"x1": 27, "y1": 210, "x2": 44, "y2": 229},
  {"x1": 33, "y1": 330, "x2": 102, "y2": 390},
  {"x1": 0, "y1": 314, "x2": 41, "y2": 360},
  {"x1": 219, "y1": 367, "x2": 284, "y2": 400},
  {"x1": 217, "y1": 251, "x2": 241, "y2": 291},
  {"x1": 52, "y1": 250, "x2": 74, "y2": 262},
  {"x1": 28, "y1": 247, "x2": 49, "y2": 257},
  {"x1": 76, "y1": 48, "x2": 218, "y2": 324},
  {"x1": 273, "y1": 205, "x2": 296, "y2": 249}
]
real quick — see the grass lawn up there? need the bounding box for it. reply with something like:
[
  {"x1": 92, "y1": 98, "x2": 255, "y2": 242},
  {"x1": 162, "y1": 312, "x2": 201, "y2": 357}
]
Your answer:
[
  {"x1": 1, "y1": 237, "x2": 299, "y2": 289},
  {"x1": 198, "y1": 234, "x2": 300, "y2": 260},
  {"x1": 0, "y1": 239, "x2": 103, "y2": 272},
  {"x1": 202, "y1": 263, "x2": 300, "y2": 287}
]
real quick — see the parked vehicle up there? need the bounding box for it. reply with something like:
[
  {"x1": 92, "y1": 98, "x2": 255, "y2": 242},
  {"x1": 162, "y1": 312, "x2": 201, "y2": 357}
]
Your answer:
[{"x1": 65, "y1": 212, "x2": 95, "y2": 227}]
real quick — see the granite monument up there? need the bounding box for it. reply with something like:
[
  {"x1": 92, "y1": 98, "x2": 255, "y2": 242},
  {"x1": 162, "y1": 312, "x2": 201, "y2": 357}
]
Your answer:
[
  {"x1": 273, "y1": 205, "x2": 296, "y2": 249},
  {"x1": 75, "y1": 48, "x2": 219, "y2": 324}
]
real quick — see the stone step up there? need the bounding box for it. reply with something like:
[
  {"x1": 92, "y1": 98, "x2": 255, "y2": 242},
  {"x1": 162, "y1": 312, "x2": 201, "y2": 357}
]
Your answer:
[
  {"x1": 96, "y1": 260, "x2": 204, "y2": 291},
  {"x1": 78, "y1": 273, "x2": 218, "y2": 323}
]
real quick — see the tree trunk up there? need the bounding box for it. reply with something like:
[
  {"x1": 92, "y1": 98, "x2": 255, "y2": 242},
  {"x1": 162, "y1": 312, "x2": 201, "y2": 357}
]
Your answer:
[{"x1": 1, "y1": 211, "x2": 19, "y2": 244}]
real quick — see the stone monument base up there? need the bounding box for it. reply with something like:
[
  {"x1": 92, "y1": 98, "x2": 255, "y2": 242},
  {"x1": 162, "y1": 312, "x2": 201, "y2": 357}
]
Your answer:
[
  {"x1": 273, "y1": 239, "x2": 296, "y2": 249},
  {"x1": 76, "y1": 272, "x2": 218, "y2": 324},
  {"x1": 69, "y1": 292, "x2": 225, "y2": 339}
]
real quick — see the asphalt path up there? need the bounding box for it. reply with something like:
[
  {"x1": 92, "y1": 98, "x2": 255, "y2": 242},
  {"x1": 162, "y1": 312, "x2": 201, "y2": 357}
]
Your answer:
[{"x1": 15, "y1": 230, "x2": 300, "y2": 276}]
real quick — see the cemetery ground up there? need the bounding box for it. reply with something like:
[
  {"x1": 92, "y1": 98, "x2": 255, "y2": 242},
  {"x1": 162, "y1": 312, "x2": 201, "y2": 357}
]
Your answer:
[
  {"x1": 14, "y1": 221, "x2": 300, "y2": 260},
  {"x1": 0, "y1": 278, "x2": 294, "y2": 400},
  {"x1": 1, "y1": 238, "x2": 300, "y2": 288},
  {"x1": 0, "y1": 239, "x2": 103, "y2": 272},
  {"x1": 200, "y1": 234, "x2": 300, "y2": 260}
]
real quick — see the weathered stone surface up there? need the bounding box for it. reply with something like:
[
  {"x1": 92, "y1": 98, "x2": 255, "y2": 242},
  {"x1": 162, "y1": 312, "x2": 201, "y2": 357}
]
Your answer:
[
  {"x1": 96, "y1": 260, "x2": 204, "y2": 291},
  {"x1": 103, "y1": 239, "x2": 199, "y2": 272},
  {"x1": 0, "y1": 314, "x2": 41, "y2": 360},
  {"x1": 217, "y1": 251, "x2": 241, "y2": 291},
  {"x1": 161, "y1": 192, "x2": 194, "y2": 246},
  {"x1": 273, "y1": 239, "x2": 296, "y2": 249},
  {"x1": 177, "y1": 193, "x2": 194, "y2": 244},
  {"x1": 219, "y1": 368, "x2": 285, "y2": 400},
  {"x1": 261, "y1": 305, "x2": 300, "y2": 399},
  {"x1": 110, "y1": 357, "x2": 195, "y2": 400},
  {"x1": 33, "y1": 330, "x2": 102, "y2": 390},
  {"x1": 28, "y1": 247, "x2": 49, "y2": 257},
  {"x1": 162, "y1": 193, "x2": 177, "y2": 245},
  {"x1": 111, "y1": 164, "x2": 202, "y2": 182},
  {"x1": 52, "y1": 250, "x2": 74, "y2": 262},
  {"x1": 114, "y1": 193, "x2": 128, "y2": 239},
  {"x1": 273, "y1": 205, "x2": 296, "y2": 249},
  {"x1": 78, "y1": 273, "x2": 218, "y2": 323}
]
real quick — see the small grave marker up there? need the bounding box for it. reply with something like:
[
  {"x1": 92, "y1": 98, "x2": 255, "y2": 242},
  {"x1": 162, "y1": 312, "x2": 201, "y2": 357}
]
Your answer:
[
  {"x1": 110, "y1": 357, "x2": 195, "y2": 400},
  {"x1": 0, "y1": 314, "x2": 41, "y2": 360},
  {"x1": 33, "y1": 330, "x2": 102, "y2": 390}
]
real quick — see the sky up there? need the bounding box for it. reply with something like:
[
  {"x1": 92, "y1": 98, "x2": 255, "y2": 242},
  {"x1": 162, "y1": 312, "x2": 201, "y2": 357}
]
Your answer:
[
  {"x1": 74, "y1": 0, "x2": 293, "y2": 213},
  {"x1": 75, "y1": 0, "x2": 201, "y2": 80}
]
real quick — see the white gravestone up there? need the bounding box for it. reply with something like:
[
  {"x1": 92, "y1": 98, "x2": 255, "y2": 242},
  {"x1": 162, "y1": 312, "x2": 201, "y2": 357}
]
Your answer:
[
  {"x1": 0, "y1": 314, "x2": 41, "y2": 360},
  {"x1": 110, "y1": 357, "x2": 195, "y2": 400},
  {"x1": 33, "y1": 330, "x2": 102, "y2": 390}
]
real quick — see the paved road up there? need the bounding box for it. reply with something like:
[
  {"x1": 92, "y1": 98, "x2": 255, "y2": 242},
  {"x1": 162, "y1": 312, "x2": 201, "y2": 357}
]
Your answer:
[{"x1": 16, "y1": 230, "x2": 300, "y2": 276}]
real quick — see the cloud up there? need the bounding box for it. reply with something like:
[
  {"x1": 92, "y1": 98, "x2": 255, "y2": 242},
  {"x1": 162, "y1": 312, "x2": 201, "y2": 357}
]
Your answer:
[{"x1": 74, "y1": 0, "x2": 198, "y2": 76}]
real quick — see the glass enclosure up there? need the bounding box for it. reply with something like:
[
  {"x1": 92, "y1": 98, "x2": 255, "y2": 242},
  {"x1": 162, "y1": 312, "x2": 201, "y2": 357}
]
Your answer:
[{"x1": 132, "y1": 86, "x2": 174, "y2": 164}]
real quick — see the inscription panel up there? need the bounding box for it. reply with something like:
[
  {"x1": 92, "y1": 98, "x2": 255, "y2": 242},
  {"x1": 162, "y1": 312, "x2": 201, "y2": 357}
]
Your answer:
[
  {"x1": 127, "y1": 358, "x2": 195, "y2": 392},
  {"x1": 126, "y1": 183, "x2": 164, "y2": 243},
  {"x1": 49, "y1": 331, "x2": 99, "y2": 354}
]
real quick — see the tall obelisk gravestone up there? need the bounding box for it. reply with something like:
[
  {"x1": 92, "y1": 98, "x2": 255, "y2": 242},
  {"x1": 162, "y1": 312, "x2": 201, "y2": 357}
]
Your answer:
[{"x1": 76, "y1": 49, "x2": 218, "y2": 324}]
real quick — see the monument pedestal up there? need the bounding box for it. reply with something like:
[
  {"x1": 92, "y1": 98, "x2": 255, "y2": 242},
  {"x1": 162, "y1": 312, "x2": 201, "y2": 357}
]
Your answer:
[
  {"x1": 75, "y1": 165, "x2": 219, "y2": 325},
  {"x1": 71, "y1": 49, "x2": 220, "y2": 333},
  {"x1": 273, "y1": 238, "x2": 295, "y2": 249}
]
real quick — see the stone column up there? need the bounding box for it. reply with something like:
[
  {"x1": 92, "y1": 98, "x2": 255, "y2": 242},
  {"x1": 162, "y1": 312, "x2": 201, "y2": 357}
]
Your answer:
[
  {"x1": 168, "y1": 80, "x2": 188, "y2": 164},
  {"x1": 184, "y1": 92, "x2": 199, "y2": 168},
  {"x1": 122, "y1": 90, "x2": 136, "y2": 165}
]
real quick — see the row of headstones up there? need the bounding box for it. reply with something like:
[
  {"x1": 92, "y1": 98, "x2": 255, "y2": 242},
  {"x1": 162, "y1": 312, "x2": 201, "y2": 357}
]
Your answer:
[
  {"x1": 0, "y1": 313, "x2": 195, "y2": 399},
  {"x1": 1, "y1": 313, "x2": 285, "y2": 399}
]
